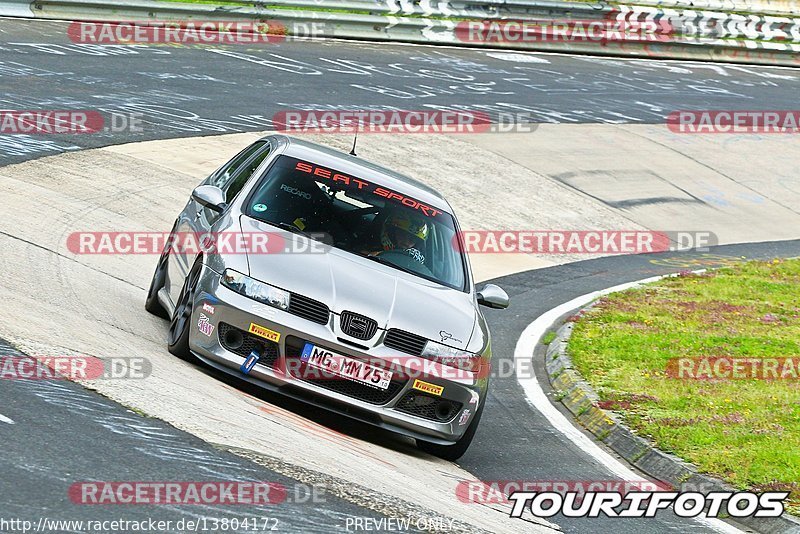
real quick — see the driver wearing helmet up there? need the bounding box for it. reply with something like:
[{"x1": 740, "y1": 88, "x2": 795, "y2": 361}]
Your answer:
[{"x1": 367, "y1": 212, "x2": 429, "y2": 263}]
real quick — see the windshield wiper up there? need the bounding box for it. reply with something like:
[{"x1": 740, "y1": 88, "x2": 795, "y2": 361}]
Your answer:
[{"x1": 364, "y1": 254, "x2": 419, "y2": 278}]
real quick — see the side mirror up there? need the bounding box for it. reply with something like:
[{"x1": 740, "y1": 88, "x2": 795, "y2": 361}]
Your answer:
[
  {"x1": 477, "y1": 284, "x2": 509, "y2": 309},
  {"x1": 192, "y1": 185, "x2": 227, "y2": 214}
]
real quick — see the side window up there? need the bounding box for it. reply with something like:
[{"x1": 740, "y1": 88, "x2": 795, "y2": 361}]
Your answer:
[
  {"x1": 202, "y1": 141, "x2": 271, "y2": 222},
  {"x1": 207, "y1": 141, "x2": 268, "y2": 190},
  {"x1": 224, "y1": 143, "x2": 272, "y2": 201}
]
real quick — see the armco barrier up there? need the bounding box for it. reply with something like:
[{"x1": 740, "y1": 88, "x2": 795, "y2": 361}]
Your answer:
[{"x1": 1, "y1": 0, "x2": 798, "y2": 66}]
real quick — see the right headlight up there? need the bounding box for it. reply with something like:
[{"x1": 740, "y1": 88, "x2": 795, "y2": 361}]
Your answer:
[
  {"x1": 421, "y1": 340, "x2": 483, "y2": 373},
  {"x1": 220, "y1": 269, "x2": 290, "y2": 311}
]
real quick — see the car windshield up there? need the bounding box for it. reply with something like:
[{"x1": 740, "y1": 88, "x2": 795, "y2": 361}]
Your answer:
[{"x1": 245, "y1": 155, "x2": 467, "y2": 291}]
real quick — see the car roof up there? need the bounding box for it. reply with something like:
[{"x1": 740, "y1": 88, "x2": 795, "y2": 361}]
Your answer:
[{"x1": 266, "y1": 134, "x2": 453, "y2": 214}]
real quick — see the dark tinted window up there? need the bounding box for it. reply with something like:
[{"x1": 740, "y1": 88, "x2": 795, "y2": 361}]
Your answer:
[
  {"x1": 207, "y1": 141, "x2": 268, "y2": 191},
  {"x1": 245, "y1": 156, "x2": 466, "y2": 290},
  {"x1": 225, "y1": 143, "x2": 272, "y2": 201}
]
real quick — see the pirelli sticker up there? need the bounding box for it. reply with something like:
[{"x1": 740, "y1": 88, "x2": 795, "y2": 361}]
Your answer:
[
  {"x1": 248, "y1": 323, "x2": 281, "y2": 343},
  {"x1": 412, "y1": 379, "x2": 443, "y2": 396}
]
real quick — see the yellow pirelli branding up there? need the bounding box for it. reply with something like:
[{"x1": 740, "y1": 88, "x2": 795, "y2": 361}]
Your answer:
[
  {"x1": 248, "y1": 323, "x2": 281, "y2": 343},
  {"x1": 412, "y1": 379, "x2": 444, "y2": 396}
]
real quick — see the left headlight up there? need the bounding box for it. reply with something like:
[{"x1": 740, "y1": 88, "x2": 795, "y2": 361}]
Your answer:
[
  {"x1": 421, "y1": 340, "x2": 483, "y2": 373},
  {"x1": 221, "y1": 269, "x2": 290, "y2": 311}
]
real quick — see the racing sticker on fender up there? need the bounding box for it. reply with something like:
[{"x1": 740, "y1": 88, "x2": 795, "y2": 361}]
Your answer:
[
  {"x1": 458, "y1": 409, "x2": 471, "y2": 426},
  {"x1": 412, "y1": 379, "x2": 444, "y2": 396},
  {"x1": 197, "y1": 314, "x2": 214, "y2": 336},
  {"x1": 248, "y1": 323, "x2": 281, "y2": 342}
]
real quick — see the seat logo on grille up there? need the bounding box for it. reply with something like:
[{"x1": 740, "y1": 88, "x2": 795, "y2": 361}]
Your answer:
[
  {"x1": 341, "y1": 312, "x2": 376, "y2": 340},
  {"x1": 349, "y1": 318, "x2": 367, "y2": 334}
]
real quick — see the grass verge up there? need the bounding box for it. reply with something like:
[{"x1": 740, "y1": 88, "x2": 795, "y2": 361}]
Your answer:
[{"x1": 568, "y1": 258, "x2": 800, "y2": 513}]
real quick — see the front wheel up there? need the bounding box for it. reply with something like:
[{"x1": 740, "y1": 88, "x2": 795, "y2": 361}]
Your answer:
[
  {"x1": 145, "y1": 225, "x2": 176, "y2": 319},
  {"x1": 145, "y1": 247, "x2": 171, "y2": 319},
  {"x1": 167, "y1": 258, "x2": 202, "y2": 361},
  {"x1": 417, "y1": 400, "x2": 484, "y2": 461}
]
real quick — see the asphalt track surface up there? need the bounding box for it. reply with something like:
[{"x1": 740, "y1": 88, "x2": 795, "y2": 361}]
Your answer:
[
  {"x1": 1, "y1": 16, "x2": 798, "y2": 534},
  {"x1": 2, "y1": 18, "x2": 800, "y2": 165},
  {"x1": 0, "y1": 340, "x2": 399, "y2": 533}
]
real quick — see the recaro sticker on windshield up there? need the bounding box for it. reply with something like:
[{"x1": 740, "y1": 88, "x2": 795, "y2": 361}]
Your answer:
[
  {"x1": 293, "y1": 160, "x2": 443, "y2": 218},
  {"x1": 280, "y1": 184, "x2": 312, "y2": 199}
]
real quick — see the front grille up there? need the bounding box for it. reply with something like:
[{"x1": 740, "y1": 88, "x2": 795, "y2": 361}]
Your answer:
[
  {"x1": 284, "y1": 337, "x2": 405, "y2": 405},
  {"x1": 288, "y1": 293, "x2": 330, "y2": 325},
  {"x1": 384, "y1": 329, "x2": 427, "y2": 355},
  {"x1": 218, "y1": 323, "x2": 279, "y2": 367},
  {"x1": 340, "y1": 311, "x2": 378, "y2": 340},
  {"x1": 395, "y1": 391, "x2": 462, "y2": 423}
]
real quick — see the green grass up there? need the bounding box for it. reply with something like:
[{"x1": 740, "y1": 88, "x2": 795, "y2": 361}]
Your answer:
[
  {"x1": 568, "y1": 259, "x2": 800, "y2": 513},
  {"x1": 542, "y1": 331, "x2": 557, "y2": 345}
]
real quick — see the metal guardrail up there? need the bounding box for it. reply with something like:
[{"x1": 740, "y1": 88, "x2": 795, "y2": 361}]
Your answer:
[{"x1": 0, "y1": 0, "x2": 798, "y2": 65}]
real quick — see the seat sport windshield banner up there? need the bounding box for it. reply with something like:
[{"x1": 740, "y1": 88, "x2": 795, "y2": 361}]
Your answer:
[{"x1": 290, "y1": 158, "x2": 446, "y2": 219}]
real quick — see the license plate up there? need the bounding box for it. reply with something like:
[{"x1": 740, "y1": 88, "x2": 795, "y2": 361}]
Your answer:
[{"x1": 300, "y1": 343, "x2": 392, "y2": 390}]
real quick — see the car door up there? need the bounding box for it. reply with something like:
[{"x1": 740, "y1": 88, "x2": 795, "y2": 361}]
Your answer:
[{"x1": 165, "y1": 140, "x2": 273, "y2": 305}]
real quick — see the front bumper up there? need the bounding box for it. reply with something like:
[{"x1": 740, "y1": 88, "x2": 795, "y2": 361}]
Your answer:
[{"x1": 188, "y1": 264, "x2": 484, "y2": 445}]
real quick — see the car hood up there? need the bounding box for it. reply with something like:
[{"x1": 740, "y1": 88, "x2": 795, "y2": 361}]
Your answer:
[{"x1": 240, "y1": 216, "x2": 476, "y2": 349}]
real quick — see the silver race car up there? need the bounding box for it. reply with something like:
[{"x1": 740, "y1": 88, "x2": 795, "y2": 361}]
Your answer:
[{"x1": 145, "y1": 135, "x2": 509, "y2": 459}]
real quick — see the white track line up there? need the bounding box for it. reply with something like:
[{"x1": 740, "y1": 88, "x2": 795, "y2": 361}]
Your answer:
[
  {"x1": 514, "y1": 273, "x2": 742, "y2": 534},
  {"x1": 0, "y1": 413, "x2": 15, "y2": 424}
]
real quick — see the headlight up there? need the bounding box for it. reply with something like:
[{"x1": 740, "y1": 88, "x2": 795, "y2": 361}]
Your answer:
[
  {"x1": 421, "y1": 340, "x2": 483, "y2": 373},
  {"x1": 221, "y1": 269, "x2": 290, "y2": 311}
]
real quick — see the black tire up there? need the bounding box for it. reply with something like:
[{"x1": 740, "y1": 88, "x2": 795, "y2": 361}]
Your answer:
[
  {"x1": 417, "y1": 399, "x2": 484, "y2": 461},
  {"x1": 167, "y1": 258, "x2": 202, "y2": 361},
  {"x1": 145, "y1": 229, "x2": 175, "y2": 319}
]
